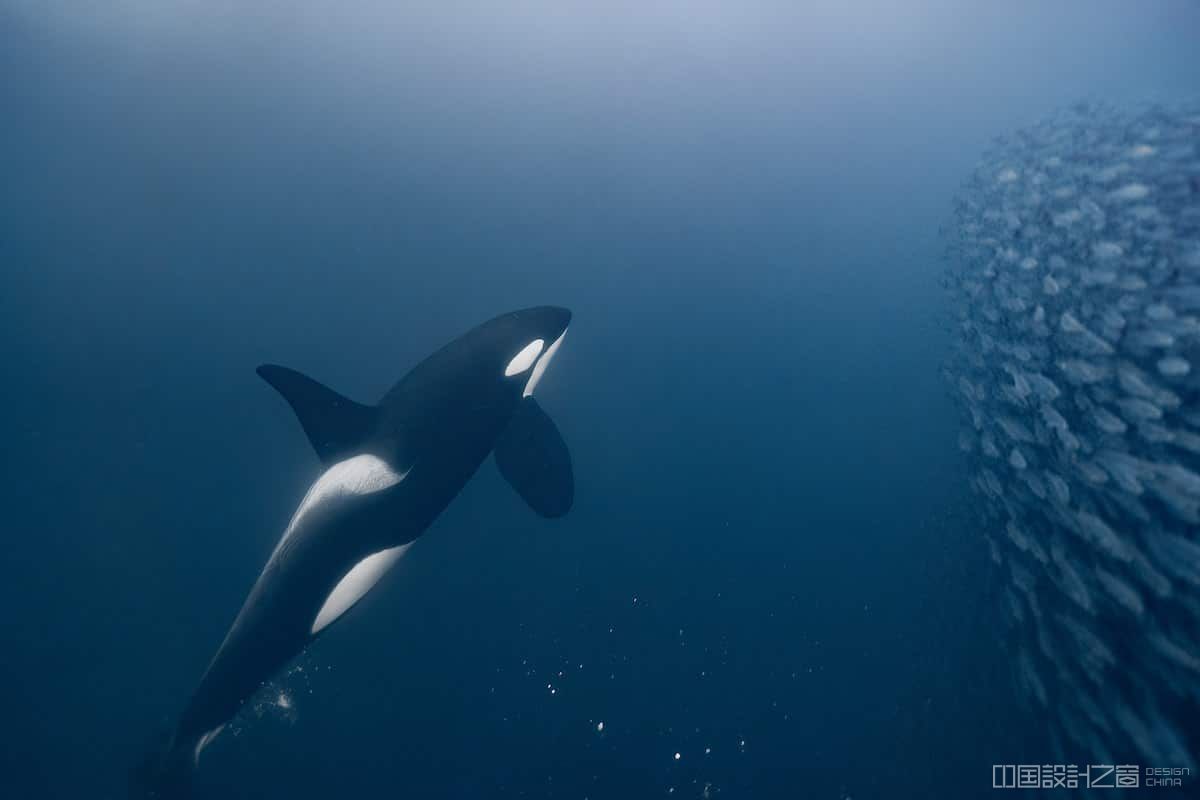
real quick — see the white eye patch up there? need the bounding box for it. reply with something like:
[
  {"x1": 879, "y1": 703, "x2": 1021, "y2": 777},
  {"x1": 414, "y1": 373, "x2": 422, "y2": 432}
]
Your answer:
[
  {"x1": 524, "y1": 329, "x2": 565, "y2": 397},
  {"x1": 505, "y1": 339, "x2": 545, "y2": 376}
]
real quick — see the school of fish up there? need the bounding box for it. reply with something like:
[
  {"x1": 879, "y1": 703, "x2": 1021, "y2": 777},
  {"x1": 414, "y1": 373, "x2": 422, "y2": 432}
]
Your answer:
[{"x1": 944, "y1": 102, "x2": 1200, "y2": 770}]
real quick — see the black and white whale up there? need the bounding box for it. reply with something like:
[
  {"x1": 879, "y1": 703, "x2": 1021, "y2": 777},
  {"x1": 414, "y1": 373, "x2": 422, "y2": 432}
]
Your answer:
[{"x1": 136, "y1": 306, "x2": 573, "y2": 798}]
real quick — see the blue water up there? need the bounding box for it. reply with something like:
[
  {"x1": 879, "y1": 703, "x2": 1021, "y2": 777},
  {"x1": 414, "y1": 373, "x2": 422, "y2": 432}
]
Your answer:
[{"x1": 2, "y1": 3, "x2": 1198, "y2": 798}]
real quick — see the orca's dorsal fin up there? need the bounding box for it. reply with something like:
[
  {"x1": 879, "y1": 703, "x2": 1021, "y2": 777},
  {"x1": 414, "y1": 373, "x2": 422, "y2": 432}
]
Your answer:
[
  {"x1": 256, "y1": 364, "x2": 378, "y2": 465},
  {"x1": 494, "y1": 396, "x2": 574, "y2": 518}
]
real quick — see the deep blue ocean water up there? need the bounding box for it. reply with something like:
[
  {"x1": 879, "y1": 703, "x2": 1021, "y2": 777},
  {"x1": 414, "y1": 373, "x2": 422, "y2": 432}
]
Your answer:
[{"x1": 2, "y1": 3, "x2": 1198, "y2": 798}]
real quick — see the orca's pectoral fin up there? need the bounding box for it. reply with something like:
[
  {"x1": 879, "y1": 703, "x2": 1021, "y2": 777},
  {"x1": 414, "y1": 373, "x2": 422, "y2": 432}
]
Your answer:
[
  {"x1": 494, "y1": 396, "x2": 574, "y2": 518},
  {"x1": 256, "y1": 364, "x2": 377, "y2": 465}
]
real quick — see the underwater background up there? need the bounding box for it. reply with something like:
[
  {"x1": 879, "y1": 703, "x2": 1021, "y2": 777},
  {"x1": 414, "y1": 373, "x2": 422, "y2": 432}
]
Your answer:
[{"x1": 2, "y1": 2, "x2": 1198, "y2": 798}]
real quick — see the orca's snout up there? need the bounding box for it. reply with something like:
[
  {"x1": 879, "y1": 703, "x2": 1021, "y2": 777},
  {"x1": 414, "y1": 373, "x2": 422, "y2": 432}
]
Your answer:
[
  {"x1": 510, "y1": 305, "x2": 570, "y2": 343},
  {"x1": 540, "y1": 306, "x2": 571, "y2": 338}
]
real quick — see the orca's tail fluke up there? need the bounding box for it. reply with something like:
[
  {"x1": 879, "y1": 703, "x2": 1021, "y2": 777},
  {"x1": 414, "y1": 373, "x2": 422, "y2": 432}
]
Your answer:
[{"x1": 129, "y1": 732, "x2": 194, "y2": 800}]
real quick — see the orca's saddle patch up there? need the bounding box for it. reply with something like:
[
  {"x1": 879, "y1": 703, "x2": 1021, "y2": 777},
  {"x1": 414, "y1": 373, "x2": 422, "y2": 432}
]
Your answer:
[{"x1": 494, "y1": 397, "x2": 574, "y2": 518}]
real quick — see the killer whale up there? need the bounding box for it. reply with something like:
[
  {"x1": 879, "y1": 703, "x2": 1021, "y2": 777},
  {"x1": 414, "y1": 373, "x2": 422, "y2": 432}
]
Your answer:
[{"x1": 135, "y1": 306, "x2": 573, "y2": 798}]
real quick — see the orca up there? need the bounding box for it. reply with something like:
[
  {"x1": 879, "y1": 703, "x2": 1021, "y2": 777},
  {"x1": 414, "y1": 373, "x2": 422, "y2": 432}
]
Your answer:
[{"x1": 134, "y1": 306, "x2": 573, "y2": 798}]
